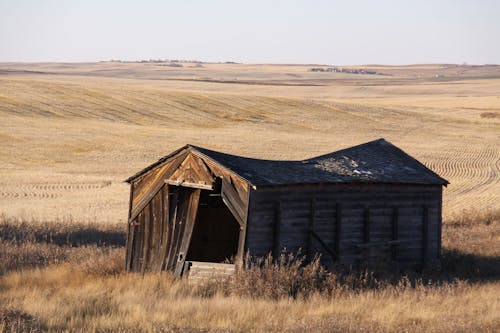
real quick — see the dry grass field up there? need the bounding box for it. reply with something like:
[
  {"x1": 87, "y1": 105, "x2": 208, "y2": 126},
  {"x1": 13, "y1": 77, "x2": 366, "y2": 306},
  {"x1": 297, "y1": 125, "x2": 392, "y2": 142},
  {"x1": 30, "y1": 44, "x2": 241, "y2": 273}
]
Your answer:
[{"x1": 0, "y1": 62, "x2": 499, "y2": 332}]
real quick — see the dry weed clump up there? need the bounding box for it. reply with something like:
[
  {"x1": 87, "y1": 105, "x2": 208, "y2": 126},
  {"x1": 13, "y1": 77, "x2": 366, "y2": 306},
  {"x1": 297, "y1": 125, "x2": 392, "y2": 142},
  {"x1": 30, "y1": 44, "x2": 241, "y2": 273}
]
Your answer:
[
  {"x1": 445, "y1": 208, "x2": 500, "y2": 227},
  {"x1": 222, "y1": 253, "x2": 334, "y2": 300},
  {"x1": 0, "y1": 308, "x2": 46, "y2": 333},
  {"x1": 0, "y1": 215, "x2": 125, "y2": 276}
]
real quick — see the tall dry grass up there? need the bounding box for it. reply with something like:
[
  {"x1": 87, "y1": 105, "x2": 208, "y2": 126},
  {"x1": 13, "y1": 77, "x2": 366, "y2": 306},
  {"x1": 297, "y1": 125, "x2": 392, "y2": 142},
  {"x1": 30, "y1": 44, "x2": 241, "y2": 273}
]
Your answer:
[{"x1": 0, "y1": 210, "x2": 499, "y2": 332}]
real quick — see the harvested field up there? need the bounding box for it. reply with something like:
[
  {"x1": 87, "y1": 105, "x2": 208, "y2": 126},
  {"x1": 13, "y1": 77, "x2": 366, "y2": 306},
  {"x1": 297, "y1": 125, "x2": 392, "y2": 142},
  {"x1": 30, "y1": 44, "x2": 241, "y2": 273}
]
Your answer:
[{"x1": 0, "y1": 62, "x2": 499, "y2": 332}]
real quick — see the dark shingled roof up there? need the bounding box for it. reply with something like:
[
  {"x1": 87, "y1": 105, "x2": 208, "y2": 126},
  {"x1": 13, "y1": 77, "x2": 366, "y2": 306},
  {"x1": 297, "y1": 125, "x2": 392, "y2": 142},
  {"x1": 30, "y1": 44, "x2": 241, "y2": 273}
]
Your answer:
[{"x1": 127, "y1": 139, "x2": 448, "y2": 186}]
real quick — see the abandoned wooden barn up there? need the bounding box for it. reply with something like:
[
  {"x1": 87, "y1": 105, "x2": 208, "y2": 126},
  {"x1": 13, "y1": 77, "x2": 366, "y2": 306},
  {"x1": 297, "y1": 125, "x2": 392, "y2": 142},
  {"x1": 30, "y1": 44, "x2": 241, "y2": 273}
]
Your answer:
[{"x1": 125, "y1": 139, "x2": 448, "y2": 276}]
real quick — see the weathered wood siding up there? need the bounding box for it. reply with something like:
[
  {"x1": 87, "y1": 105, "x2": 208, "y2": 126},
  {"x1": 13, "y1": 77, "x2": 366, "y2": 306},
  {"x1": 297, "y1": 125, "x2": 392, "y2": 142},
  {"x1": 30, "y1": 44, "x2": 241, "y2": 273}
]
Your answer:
[
  {"x1": 245, "y1": 184, "x2": 442, "y2": 268},
  {"x1": 126, "y1": 148, "x2": 252, "y2": 274}
]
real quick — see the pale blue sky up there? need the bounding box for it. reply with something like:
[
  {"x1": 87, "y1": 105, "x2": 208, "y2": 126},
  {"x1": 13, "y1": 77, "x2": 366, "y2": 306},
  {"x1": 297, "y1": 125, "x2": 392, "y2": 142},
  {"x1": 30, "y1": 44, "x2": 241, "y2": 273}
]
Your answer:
[{"x1": 0, "y1": 0, "x2": 499, "y2": 64}]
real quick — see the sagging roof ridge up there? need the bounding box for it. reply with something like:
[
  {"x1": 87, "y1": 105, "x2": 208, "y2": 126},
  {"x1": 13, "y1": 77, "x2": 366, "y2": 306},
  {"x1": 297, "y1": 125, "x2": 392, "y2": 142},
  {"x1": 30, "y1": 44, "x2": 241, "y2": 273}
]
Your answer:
[{"x1": 125, "y1": 139, "x2": 449, "y2": 186}]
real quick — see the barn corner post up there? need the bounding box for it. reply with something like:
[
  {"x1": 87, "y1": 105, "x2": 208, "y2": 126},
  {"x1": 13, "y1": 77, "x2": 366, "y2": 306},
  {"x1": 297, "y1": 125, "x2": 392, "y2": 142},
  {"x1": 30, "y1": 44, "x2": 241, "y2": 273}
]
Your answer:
[
  {"x1": 125, "y1": 181, "x2": 135, "y2": 272},
  {"x1": 225, "y1": 179, "x2": 250, "y2": 272},
  {"x1": 235, "y1": 198, "x2": 249, "y2": 272},
  {"x1": 235, "y1": 222, "x2": 247, "y2": 271}
]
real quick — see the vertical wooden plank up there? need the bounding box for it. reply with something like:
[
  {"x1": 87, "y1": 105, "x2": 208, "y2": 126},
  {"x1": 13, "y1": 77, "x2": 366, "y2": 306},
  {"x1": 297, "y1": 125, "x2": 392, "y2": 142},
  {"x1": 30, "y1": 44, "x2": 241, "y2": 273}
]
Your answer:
[
  {"x1": 125, "y1": 182, "x2": 135, "y2": 271},
  {"x1": 391, "y1": 206, "x2": 399, "y2": 262},
  {"x1": 437, "y1": 189, "x2": 443, "y2": 259},
  {"x1": 133, "y1": 210, "x2": 145, "y2": 271},
  {"x1": 363, "y1": 207, "x2": 370, "y2": 262},
  {"x1": 335, "y1": 203, "x2": 342, "y2": 262},
  {"x1": 174, "y1": 189, "x2": 201, "y2": 276},
  {"x1": 153, "y1": 189, "x2": 163, "y2": 271},
  {"x1": 273, "y1": 200, "x2": 282, "y2": 259},
  {"x1": 422, "y1": 205, "x2": 429, "y2": 265},
  {"x1": 235, "y1": 225, "x2": 247, "y2": 269},
  {"x1": 307, "y1": 198, "x2": 316, "y2": 260},
  {"x1": 159, "y1": 185, "x2": 170, "y2": 271},
  {"x1": 141, "y1": 204, "x2": 152, "y2": 273},
  {"x1": 236, "y1": 188, "x2": 252, "y2": 270},
  {"x1": 167, "y1": 189, "x2": 182, "y2": 271},
  {"x1": 150, "y1": 192, "x2": 162, "y2": 271},
  {"x1": 170, "y1": 190, "x2": 188, "y2": 272},
  {"x1": 148, "y1": 195, "x2": 156, "y2": 270}
]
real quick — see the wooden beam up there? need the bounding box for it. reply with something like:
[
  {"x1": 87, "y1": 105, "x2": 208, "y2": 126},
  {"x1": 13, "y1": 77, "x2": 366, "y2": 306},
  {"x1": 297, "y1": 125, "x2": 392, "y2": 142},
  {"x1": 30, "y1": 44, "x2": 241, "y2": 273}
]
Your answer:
[
  {"x1": 438, "y1": 190, "x2": 443, "y2": 259},
  {"x1": 165, "y1": 189, "x2": 179, "y2": 271},
  {"x1": 309, "y1": 229, "x2": 336, "y2": 259},
  {"x1": 335, "y1": 203, "x2": 342, "y2": 261},
  {"x1": 273, "y1": 200, "x2": 282, "y2": 259},
  {"x1": 165, "y1": 179, "x2": 214, "y2": 190},
  {"x1": 174, "y1": 189, "x2": 201, "y2": 277},
  {"x1": 169, "y1": 190, "x2": 186, "y2": 273},
  {"x1": 363, "y1": 207, "x2": 370, "y2": 262},
  {"x1": 307, "y1": 199, "x2": 316, "y2": 259},
  {"x1": 125, "y1": 182, "x2": 135, "y2": 271},
  {"x1": 422, "y1": 205, "x2": 429, "y2": 265},
  {"x1": 141, "y1": 204, "x2": 152, "y2": 274},
  {"x1": 149, "y1": 189, "x2": 163, "y2": 272},
  {"x1": 391, "y1": 206, "x2": 399, "y2": 262},
  {"x1": 221, "y1": 177, "x2": 247, "y2": 227},
  {"x1": 235, "y1": 191, "x2": 250, "y2": 270},
  {"x1": 159, "y1": 185, "x2": 170, "y2": 271}
]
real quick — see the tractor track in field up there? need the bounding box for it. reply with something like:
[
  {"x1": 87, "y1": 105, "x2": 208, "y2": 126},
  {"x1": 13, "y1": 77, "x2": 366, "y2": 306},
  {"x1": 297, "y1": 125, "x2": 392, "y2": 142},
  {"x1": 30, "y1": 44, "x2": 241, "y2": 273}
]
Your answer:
[
  {"x1": 424, "y1": 144, "x2": 499, "y2": 212},
  {"x1": 0, "y1": 181, "x2": 112, "y2": 200}
]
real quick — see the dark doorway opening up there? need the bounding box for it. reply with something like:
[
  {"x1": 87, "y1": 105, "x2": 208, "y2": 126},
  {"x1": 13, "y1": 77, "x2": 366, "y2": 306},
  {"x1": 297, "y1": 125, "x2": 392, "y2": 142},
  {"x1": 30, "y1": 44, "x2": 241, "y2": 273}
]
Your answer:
[{"x1": 186, "y1": 189, "x2": 240, "y2": 263}]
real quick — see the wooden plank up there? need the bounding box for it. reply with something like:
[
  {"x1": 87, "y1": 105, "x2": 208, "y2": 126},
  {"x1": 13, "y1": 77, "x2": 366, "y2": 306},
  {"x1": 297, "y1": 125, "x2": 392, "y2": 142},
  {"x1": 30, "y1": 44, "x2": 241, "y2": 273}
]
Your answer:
[
  {"x1": 391, "y1": 206, "x2": 399, "y2": 262},
  {"x1": 141, "y1": 204, "x2": 151, "y2": 273},
  {"x1": 131, "y1": 211, "x2": 144, "y2": 271},
  {"x1": 335, "y1": 203, "x2": 342, "y2": 261},
  {"x1": 166, "y1": 179, "x2": 213, "y2": 190},
  {"x1": 192, "y1": 155, "x2": 216, "y2": 184},
  {"x1": 130, "y1": 151, "x2": 188, "y2": 222},
  {"x1": 170, "y1": 194, "x2": 187, "y2": 272},
  {"x1": 310, "y1": 229, "x2": 336, "y2": 259},
  {"x1": 148, "y1": 195, "x2": 156, "y2": 270},
  {"x1": 422, "y1": 205, "x2": 429, "y2": 265},
  {"x1": 307, "y1": 199, "x2": 315, "y2": 259},
  {"x1": 174, "y1": 189, "x2": 201, "y2": 277},
  {"x1": 437, "y1": 189, "x2": 442, "y2": 259},
  {"x1": 235, "y1": 190, "x2": 250, "y2": 269},
  {"x1": 168, "y1": 153, "x2": 215, "y2": 186},
  {"x1": 363, "y1": 207, "x2": 370, "y2": 262},
  {"x1": 165, "y1": 189, "x2": 179, "y2": 270},
  {"x1": 125, "y1": 182, "x2": 135, "y2": 271},
  {"x1": 273, "y1": 200, "x2": 282, "y2": 258},
  {"x1": 131, "y1": 149, "x2": 187, "y2": 207},
  {"x1": 150, "y1": 192, "x2": 162, "y2": 271},
  {"x1": 159, "y1": 185, "x2": 170, "y2": 271},
  {"x1": 221, "y1": 177, "x2": 247, "y2": 225},
  {"x1": 192, "y1": 149, "x2": 250, "y2": 193}
]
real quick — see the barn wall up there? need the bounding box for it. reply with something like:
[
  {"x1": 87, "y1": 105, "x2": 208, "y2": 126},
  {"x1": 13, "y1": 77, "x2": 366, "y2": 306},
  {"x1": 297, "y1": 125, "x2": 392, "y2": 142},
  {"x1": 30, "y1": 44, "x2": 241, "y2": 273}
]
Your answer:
[
  {"x1": 245, "y1": 184, "x2": 442, "y2": 268},
  {"x1": 128, "y1": 185, "x2": 169, "y2": 272}
]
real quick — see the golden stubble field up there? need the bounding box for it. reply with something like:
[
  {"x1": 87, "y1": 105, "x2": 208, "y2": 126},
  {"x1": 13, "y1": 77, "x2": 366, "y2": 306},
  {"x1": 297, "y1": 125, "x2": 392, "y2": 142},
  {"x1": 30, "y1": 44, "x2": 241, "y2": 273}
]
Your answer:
[{"x1": 0, "y1": 62, "x2": 499, "y2": 332}]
